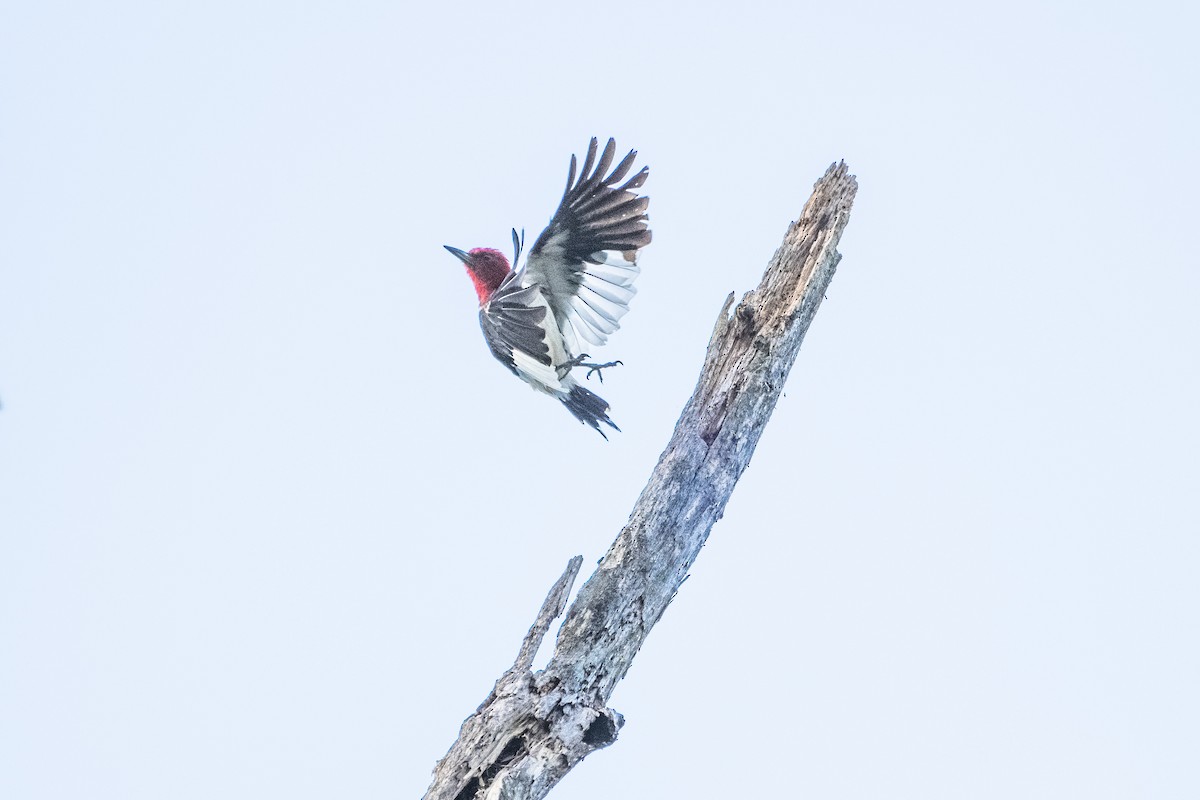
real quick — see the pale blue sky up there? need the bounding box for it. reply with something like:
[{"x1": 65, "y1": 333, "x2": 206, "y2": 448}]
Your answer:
[{"x1": 2, "y1": 1, "x2": 1198, "y2": 798}]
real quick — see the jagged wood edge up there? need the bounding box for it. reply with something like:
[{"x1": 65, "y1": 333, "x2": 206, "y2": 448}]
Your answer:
[{"x1": 424, "y1": 162, "x2": 858, "y2": 800}]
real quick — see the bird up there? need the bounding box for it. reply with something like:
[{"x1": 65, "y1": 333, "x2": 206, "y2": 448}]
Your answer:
[{"x1": 444, "y1": 137, "x2": 651, "y2": 438}]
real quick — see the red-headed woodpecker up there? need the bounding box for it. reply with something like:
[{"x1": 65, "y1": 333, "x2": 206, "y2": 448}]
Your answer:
[{"x1": 445, "y1": 138, "x2": 651, "y2": 438}]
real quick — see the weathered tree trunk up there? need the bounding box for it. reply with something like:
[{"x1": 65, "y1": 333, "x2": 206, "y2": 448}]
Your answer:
[{"x1": 424, "y1": 162, "x2": 858, "y2": 800}]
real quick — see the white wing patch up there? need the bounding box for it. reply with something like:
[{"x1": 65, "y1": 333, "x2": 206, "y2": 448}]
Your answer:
[
  {"x1": 564, "y1": 250, "x2": 640, "y2": 347},
  {"x1": 512, "y1": 348, "x2": 564, "y2": 393},
  {"x1": 501, "y1": 286, "x2": 574, "y2": 395}
]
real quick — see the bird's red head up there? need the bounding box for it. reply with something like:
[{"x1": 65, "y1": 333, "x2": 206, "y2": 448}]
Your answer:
[{"x1": 444, "y1": 246, "x2": 511, "y2": 305}]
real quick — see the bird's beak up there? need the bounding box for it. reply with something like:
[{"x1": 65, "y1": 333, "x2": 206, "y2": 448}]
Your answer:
[{"x1": 444, "y1": 245, "x2": 471, "y2": 264}]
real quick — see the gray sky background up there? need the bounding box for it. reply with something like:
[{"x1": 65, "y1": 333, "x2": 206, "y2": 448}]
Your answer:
[{"x1": 2, "y1": 1, "x2": 1198, "y2": 798}]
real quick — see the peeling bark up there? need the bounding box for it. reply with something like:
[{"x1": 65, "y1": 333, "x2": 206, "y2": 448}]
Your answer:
[{"x1": 424, "y1": 162, "x2": 858, "y2": 800}]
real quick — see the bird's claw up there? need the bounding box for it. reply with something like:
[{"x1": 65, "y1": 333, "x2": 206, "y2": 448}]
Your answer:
[
  {"x1": 583, "y1": 360, "x2": 623, "y2": 383},
  {"x1": 559, "y1": 353, "x2": 623, "y2": 382}
]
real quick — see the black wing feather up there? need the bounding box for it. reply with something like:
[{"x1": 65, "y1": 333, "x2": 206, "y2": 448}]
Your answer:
[
  {"x1": 529, "y1": 137, "x2": 652, "y2": 267},
  {"x1": 478, "y1": 278, "x2": 552, "y2": 374}
]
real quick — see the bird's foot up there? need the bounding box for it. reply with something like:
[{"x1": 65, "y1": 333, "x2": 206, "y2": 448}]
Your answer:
[
  {"x1": 580, "y1": 360, "x2": 623, "y2": 383},
  {"x1": 559, "y1": 354, "x2": 624, "y2": 382}
]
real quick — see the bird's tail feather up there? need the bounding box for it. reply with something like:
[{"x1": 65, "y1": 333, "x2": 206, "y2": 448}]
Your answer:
[{"x1": 561, "y1": 384, "x2": 620, "y2": 439}]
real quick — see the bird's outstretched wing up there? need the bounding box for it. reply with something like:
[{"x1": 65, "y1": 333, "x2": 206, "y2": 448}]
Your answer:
[
  {"x1": 521, "y1": 137, "x2": 651, "y2": 351},
  {"x1": 478, "y1": 274, "x2": 564, "y2": 392}
]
